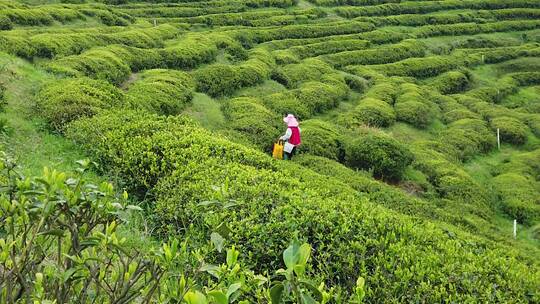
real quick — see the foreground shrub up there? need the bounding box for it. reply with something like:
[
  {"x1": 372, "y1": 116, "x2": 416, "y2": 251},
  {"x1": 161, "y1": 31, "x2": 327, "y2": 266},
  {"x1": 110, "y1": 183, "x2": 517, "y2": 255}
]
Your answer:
[
  {"x1": 346, "y1": 133, "x2": 413, "y2": 180},
  {"x1": 66, "y1": 111, "x2": 540, "y2": 301},
  {"x1": 126, "y1": 69, "x2": 195, "y2": 115},
  {"x1": 490, "y1": 116, "x2": 529, "y2": 145},
  {"x1": 36, "y1": 77, "x2": 124, "y2": 132}
]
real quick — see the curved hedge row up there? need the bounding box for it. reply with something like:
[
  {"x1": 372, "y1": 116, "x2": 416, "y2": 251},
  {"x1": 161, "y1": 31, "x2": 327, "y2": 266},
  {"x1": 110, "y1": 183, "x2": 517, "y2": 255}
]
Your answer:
[
  {"x1": 36, "y1": 77, "x2": 125, "y2": 132},
  {"x1": 489, "y1": 116, "x2": 529, "y2": 145},
  {"x1": 126, "y1": 69, "x2": 195, "y2": 115},
  {"x1": 65, "y1": 110, "x2": 540, "y2": 302},
  {"x1": 414, "y1": 20, "x2": 540, "y2": 38},
  {"x1": 335, "y1": 0, "x2": 540, "y2": 18},
  {"x1": 235, "y1": 21, "x2": 375, "y2": 45},
  {"x1": 47, "y1": 34, "x2": 230, "y2": 84},
  {"x1": 272, "y1": 58, "x2": 334, "y2": 88},
  {"x1": 320, "y1": 39, "x2": 425, "y2": 67},
  {"x1": 0, "y1": 7, "x2": 84, "y2": 28},
  {"x1": 394, "y1": 83, "x2": 436, "y2": 128},
  {"x1": 339, "y1": 97, "x2": 396, "y2": 128},
  {"x1": 194, "y1": 48, "x2": 275, "y2": 97},
  {"x1": 263, "y1": 74, "x2": 349, "y2": 119},
  {"x1": 430, "y1": 70, "x2": 472, "y2": 94},
  {"x1": 27, "y1": 24, "x2": 179, "y2": 58}
]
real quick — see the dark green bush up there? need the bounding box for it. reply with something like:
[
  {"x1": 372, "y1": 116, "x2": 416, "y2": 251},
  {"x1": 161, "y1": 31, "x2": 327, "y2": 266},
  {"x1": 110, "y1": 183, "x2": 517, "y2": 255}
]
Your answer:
[
  {"x1": 344, "y1": 75, "x2": 369, "y2": 93},
  {"x1": 443, "y1": 109, "x2": 481, "y2": 124},
  {"x1": 395, "y1": 101, "x2": 432, "y2": 128},
  {"x1": 441, "y1": 118, "x2": 496, "y2": 160},
  {"x1": 298, "y1": 119, "x2": 346, "y2": 161},
  {"x1": 36, "y1": 77, "x2": 124, "y2": 132},
  {"x1": 346, "y1": 133, "x2": 413, "y2": 180},
  {"x1": 490, "y1": 116, "x2": 529, "y2": 145},
  {"x1": 126, "y1": 69, "x2": 195, "y2": 115},
  {"x1": 341, "y1": 98, "x2": 396, "y2": 128}
]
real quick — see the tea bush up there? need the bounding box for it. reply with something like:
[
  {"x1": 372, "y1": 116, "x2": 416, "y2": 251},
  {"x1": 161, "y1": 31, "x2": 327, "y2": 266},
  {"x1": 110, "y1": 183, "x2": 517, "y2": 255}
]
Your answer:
[
  {"x1": 272, "y1": 58, "x2": 334, "y2": 88},
  {"x1": 490, "y1": 116, "x2": 529, "y2": 145},
  {"x1": 223, "y1": 97, "x2": 282, "y2": 151},
  {"x1": 126, "y1": 69, "x2": 195, "y2": 115},
  {"x1": 440, "y1": 118, "x2": 496, "y2": 160},
  {"x1": 320, "y1": 39, "x2": 425, "y2": 67},
  {"x1": 36, "y1": 77, "x2": 124, "y2": 132},
  {"x1": 492, "y1": 173, "x2": 540, "y2": 225},
  {"x1": 431, "y1": 70, "x2": 472, "y2": 94},
  {"x1": 341, "y1": 98, "x2": 396, "y2": 128},
  {"x1": 345, "y1": 133, "x2": 413, "y2": 180},
  {"x1": 66, "y1": 111, "x2": 540, "y2": 302},
  {"x1": 297, "y1": 119, "x2": 347, "y2": 161}
]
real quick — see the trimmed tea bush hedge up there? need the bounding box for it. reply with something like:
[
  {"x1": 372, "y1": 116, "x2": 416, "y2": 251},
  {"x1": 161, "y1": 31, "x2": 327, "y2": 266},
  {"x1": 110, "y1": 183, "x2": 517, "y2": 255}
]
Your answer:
[
  {"x1": 272, "y1": 58, "x2": 334, "y2": 88},
  {"x1": 36, "y1": 77, "x2": 124, "y2": 132},
  {"x1": 320, "y1": 39, "x2": 425, "y2": 67},
  {"x1": 431, "y1": 70, "x2": 472, "y2": 94},
  {"x1": 490, "y1": 116, "x2": 529, "y2": 145},
  {"x1": 340, "y1": 98, "x2": 396, "y2": 128},
  {"x1": 126, "y1": 69, "x2": 195, "y2": 115},
  {"x1": 346, "y1": 133, "x2": 413, "y2": 180},
  {"x1": 298, "y1": 119, "x2": 346, "y2": 161},
  {"x1": 223, "y1": 97, "x2": 282, "y2": 151},
  {"x1": 493, "y1": 173, "x2": 540, "y2": 225}
]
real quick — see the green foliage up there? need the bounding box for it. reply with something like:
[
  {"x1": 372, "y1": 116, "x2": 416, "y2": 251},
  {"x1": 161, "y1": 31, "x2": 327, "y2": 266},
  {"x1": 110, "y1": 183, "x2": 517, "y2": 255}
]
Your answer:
[
  {"x1": 492, "y1": 173, "x2": 540, "y2": 225},
  {"x1": 36, "y1": 77, "x2": 124, "y2": 132},
  {"x1": 431, "y1": 70, "x2": 472, "y2": 94},
  {"x1": 394, "y1": 83, "x2": 436, "y2": 128},
  {"x1": 346, "y1": 133, "x2": 413, "y2": 180},
  {"x1": 321, "y1": 39, "x2": 426, "y2": 67},
  {"x1": 490, "y1": 116, "x2": 529, "y2": 145},
  {"x1": 340, "y1": 98, "x2": 396, "y2": 128},
  {"x1": 65, "y1": 110, "x2": 540, "y2": 302},
  {"x1": 126, "y1": 69, "x2": 195, "y2": 115},
  {"x1": 440, "y1": 119, "x2": 496, "y2": 161},
  {"x1": 298, "y1": 119, "x2": 346, "y2": 161},
  {"x1": 223, "y1": 97, "x2": 282, "y2": 151},
  {"x1": 272, "y1": 58, "x2": 334, "y2": 88},
  {"x1": 194, "y1": 48, "x2": 275, "y2": 97}
]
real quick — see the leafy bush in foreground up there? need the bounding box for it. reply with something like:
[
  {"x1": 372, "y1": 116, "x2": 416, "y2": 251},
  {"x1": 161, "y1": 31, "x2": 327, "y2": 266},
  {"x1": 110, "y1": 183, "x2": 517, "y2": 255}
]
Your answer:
[
  {"x1": 36, "y1": 77, "x2": 124, "y2": 132},
  {"x1": 298, "y1": 119, "x2": 347, "y2": 161},
  {"x1": 66, "y1": 110, "x2": 540, "y2": 302}
]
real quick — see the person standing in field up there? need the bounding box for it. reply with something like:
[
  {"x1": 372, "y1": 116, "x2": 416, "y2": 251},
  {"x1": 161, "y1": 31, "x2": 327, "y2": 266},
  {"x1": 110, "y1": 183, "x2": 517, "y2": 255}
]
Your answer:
[{"x1": 280, "y1": 114, "x2": 301, "y2": 160}]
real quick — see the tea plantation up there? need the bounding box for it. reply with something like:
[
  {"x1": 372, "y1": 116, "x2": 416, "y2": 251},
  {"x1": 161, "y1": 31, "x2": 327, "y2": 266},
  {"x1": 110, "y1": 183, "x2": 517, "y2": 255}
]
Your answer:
[{"x1": 0, "y1": 0, "x2": 540, "y2": 302}]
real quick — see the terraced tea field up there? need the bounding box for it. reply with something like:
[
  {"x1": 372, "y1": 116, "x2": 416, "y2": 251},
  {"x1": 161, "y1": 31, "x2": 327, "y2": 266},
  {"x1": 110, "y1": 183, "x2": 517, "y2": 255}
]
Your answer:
[{"x1": 0, "y1": 0, "x2": 540, "y2": 302}]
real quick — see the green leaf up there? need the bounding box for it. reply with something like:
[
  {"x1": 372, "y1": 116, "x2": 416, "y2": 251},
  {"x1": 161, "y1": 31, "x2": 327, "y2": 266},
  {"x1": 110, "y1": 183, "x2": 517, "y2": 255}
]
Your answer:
[
  {"x1": 38, "y1": 229, "x2": 65, "y2": 237},
  {"x1": 211, "y1": 232, "x2": 225, "y2": 253},
  {"x1": 283, "y1": 241, "x2": 300, "y2": 271},
  {"x1": 126, "y1": 205, "x2": 143, "y2": 211},
  {"x1": 215, "y1": 222, "x2": 232, "y2": 238},
  {"x1": 301, "y1": 292, "x2": 317, "y2": 304},
  {"x1": 270, "y1": 283, "x2": 284, "y2": 304},
  {"x1": 299, "y1": 280, "x2": 322, "y2": 301},
  {"x1": 200, "y1": 264, "x2": 221, "y2": 279},
  {"x1": 184, "y1": 291, "x2": 208, "y2": 304},
  {"x1": 226, "y1": 247, "x2": 239, "y2": 268},
  {"x1": 297, "y1": 243, "x2": 311, "y2": 268},
  {"x1": 226, "y1": 282, "x2": 242, "y2": 298},
  {"x1": 207, "y1": 290, "x2": 227, "y2": 304}
]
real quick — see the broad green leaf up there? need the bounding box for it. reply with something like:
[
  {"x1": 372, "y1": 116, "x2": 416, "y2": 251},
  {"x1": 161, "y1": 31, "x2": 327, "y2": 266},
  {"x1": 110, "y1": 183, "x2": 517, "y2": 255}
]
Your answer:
[
  {"x1": 226, "y1": 282, "x2": 242, "y2": 298},
  {"x1": 299, "y1": 280, "x2": 322, "y2": 301},
  {"x1": 283, "y1": 241, "x2": 300, "y2": 271},
  {"x1": 38, "y1": 229, "x2": 65, "y2": 237},
  {"x1": 215, "y1": 222, "x2": 232, "y2": 238},
  {"x1": 226, "y1": 247, "x2": 239, "y2": 267},
  {"x1": 270, "y1": 283, "x2": 284, "y2": 304},
  {"x1": 184, "y1": 291, "x2": 208, "y2": 304},
  {"x1": 297, "y1": 243, "x2": 311, "y2": 267},
  {"x1": 211, "y1": 232, "x2": 225, "y2": 253},
  {"x1": 200, "y1": 264, "x2": 220, "y2": 279},
  {"x1": 301, "y1": 292, "x2": 317, "y2": 304},
  {"x1": 207, "y1": 290, "x2": 227, "y2": 304}
]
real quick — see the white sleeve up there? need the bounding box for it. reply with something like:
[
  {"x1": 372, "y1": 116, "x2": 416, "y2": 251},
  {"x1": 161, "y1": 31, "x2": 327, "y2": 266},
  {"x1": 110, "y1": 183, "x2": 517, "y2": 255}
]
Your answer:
[{"x1": 280, "y1": 128, "x2": 292, "y2": 141}]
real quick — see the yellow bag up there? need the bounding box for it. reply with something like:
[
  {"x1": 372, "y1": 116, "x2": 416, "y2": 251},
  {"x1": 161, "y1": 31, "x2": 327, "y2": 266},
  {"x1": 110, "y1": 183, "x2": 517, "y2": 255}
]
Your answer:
[{"x1": 272, "y1": 140, "x2": 284, "y2": 160}]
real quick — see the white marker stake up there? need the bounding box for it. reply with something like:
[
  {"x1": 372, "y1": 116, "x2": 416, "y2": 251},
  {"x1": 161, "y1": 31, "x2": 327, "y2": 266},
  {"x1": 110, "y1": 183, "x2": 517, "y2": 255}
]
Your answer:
[
  {"x1": 513, "y1": 219, "x2": 517, "y2": 239},
  {"x1": 153, "y1": 19, "x2": 157, "y2": 27},
  {"x1": 497, "y1": 128, "x2": 500, "y2": 150}
]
